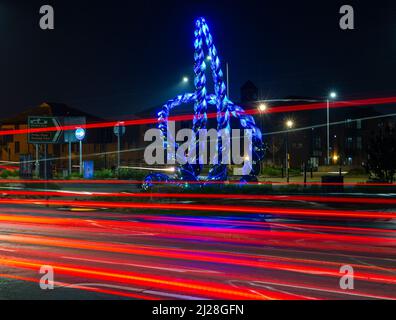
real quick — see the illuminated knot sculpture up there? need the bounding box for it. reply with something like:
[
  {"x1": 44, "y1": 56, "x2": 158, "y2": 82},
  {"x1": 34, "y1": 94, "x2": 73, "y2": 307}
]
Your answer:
[{"x1": 143, "y1": 17, "x2": 264, "y2": 189}]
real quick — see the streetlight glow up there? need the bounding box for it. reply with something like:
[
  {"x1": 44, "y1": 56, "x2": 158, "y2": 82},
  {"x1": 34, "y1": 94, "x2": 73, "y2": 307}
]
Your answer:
[
  {"x1": 286, "y1": 120, "x2": 294, "y2": 129},
  {"x1": 329, "y1": 91, "x2": 337, "y2": 99},
  {"x1": 183, "y1": 76, "x2": 189, "y2": 83},
  {"x1": 258, "y1": 103, "x2": 267, "y2": 112}
]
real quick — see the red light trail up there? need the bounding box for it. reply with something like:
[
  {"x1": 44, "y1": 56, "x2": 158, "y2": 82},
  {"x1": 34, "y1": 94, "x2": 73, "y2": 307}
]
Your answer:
[
  {"x1": 0, "y1": 213, "x2": 394, "y2": 246},
  {"x1": 1, "y1": 178, "x2": 396, "y2": 187},
  {"x1": 1, "y1": 189, "x2": 396, "y2": 206},
  {"x1": 0, "y1": 257, "x2": 298, "y2": 299},
  {"x1": 0, "y1": 95, "x2": 396, "y2": 137},
  {"x1": 0, "y1": 232, "x2": 395, "y2": 286},
  {"x1": 0, "y1": 197, "x2": 394, "y2": 219}
]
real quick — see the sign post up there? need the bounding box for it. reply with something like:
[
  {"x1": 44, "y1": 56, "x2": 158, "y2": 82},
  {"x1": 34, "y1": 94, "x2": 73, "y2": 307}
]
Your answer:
[
  {"x1": 44, "y1": 144, "x2": 47, "y2": 180},
  {"x1": 114, "y1": 122, "x2": 126, "y2": 171},
  {"x1": 28, "y1": 117, "x2": 62, "y2": 179},
  {"x1": 68, "y1": 141, "x2": 72, "y2": 176},
  {"x1": 35, "y1": 144, "x2": 39, "y2": 177},
  {"x1": 75, "y1": 127, "x2": 86, "y2": 176},
  {"x1": 28, "y1": 117, "x2": 62, "y2": 144},
  {"x1": 64, "y1": 117, "x2": 86, "y2": 176}
]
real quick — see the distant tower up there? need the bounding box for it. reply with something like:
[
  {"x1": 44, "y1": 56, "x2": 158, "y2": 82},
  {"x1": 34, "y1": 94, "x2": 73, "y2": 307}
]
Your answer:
[{"x1": 240, "y1": 80, "x2": 258, "y2": 103}]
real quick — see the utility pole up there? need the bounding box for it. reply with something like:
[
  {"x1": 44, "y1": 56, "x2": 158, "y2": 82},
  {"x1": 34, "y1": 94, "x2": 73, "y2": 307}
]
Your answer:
[
  {"x1": 68, "y1": 141, "x2": 72, "y2": 176},
  {"x1": 35, "y1": 144, "x2": 39, "y2": 177},
  {"x1": 44, "y1": 144, "x2": 47, "y2": 180},
  {"x1": 117, "y1": 133, "x2": 121, "y2": 171},
  {"x1": 327, "y1": 99, "x2": 330, "y2": 165},
  {"x1": 326, "y1": 92, "x2": 337, "y2": 165},
  {"x1": 286, "y1": 130, "x2": 289, "y2": 183},
  {"x1": 79, "y1": 140, "x2": 83, "y2": 175}
]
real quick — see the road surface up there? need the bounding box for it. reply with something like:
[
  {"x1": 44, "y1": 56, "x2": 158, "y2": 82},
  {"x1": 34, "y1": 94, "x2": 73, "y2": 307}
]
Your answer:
[{"x1": 0, "y1": 190, "x2": 395, "y2": 300}]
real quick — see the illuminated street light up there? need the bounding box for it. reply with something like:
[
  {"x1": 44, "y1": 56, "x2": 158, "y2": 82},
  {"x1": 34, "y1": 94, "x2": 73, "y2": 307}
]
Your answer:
[
  {"x1": 333, "y1": 154, "x2": 339, "y2": 163},
  {"x1": 327, "y1": 91, "x2": 337, "y2": 165},
  {"x1": 286, "y1": 120, "x2": 294, "y2": 129},
  {"x1": 285, "y1": 120, "x2": 294, "y2": 183},
  {"x1": 257, "y1": 103, "x2": 268, "y2": 175},
  {"x1": 183, "y1": 76, "x2": 189, "y2": 83},
  {"x1": 258, "y1": 103, "x2": 267, "y2": 113}
]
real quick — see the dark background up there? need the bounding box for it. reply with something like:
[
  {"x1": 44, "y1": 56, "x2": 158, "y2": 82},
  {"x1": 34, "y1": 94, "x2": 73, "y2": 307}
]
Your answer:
[{"x1": 1, "y1": 0, "x2": 395, "y2": 118}]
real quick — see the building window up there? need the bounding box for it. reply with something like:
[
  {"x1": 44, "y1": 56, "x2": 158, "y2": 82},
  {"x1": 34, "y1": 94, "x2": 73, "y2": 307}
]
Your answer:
[
  {"x1": 357, "y1": 136, "x2": 362, "y2": 150},
  {"x1": 345, "y1": 119, "x2": 353, "y2": 128},
  {"x1": 356, "y1": 119, "x2": 362, "y2": 129},
  {"x1": 4, "y1": 135, "x2": 13, "y2": 144},
  {"x1": 346, "y1": 137, "x2": 353, "y2": 149},
  {"x1": 314, "y1": 136, "x2": 321, "y2": 149},
  {"x1": 15, "y1": 141, "x2": 20, "y2": 154}
]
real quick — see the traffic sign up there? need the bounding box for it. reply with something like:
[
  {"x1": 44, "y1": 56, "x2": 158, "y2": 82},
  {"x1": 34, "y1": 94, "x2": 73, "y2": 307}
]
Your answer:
[
  {"x1": 64, "y1": 117, "x2": 86, "y2": 143},
  {"x1": 28, "y1": 117, "x2": 62, "y2": 144},
  {"x1": 75, "y1": 127, "x2": 86, "y2": 141},
  {"x1": 114, "y1": 122, "x2": 126, "y2": 137}
]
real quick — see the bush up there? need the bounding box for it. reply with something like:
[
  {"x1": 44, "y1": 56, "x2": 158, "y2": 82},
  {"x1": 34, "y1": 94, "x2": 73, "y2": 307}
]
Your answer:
[
  {"x1": 261, "y1": 166, "x2": 300, "y2": 177},
  {"x1": 0, "y1": 170, "x2": 10, "y2": 179},
  {"x1": 366, "y1": 126, "x2": 396, "y2": 182},
  {"x1": 0, "y1": 170, "x2": 19, "y2": 179},
  {"x1": 346, "y1": 167, "x2": 367, "y2": 176},
  {"x1": 94, "y1": 169, "x2": 114, "y2": 179},
  {"x1": 68, "y1": 172, "x2": 83, "y2": 179},
  {"x1": 117, "y1": 168, "x2": 147, "y2": 180},
  {"x1": 262, "y1": 167, "x2": 282, "y2": 177}
]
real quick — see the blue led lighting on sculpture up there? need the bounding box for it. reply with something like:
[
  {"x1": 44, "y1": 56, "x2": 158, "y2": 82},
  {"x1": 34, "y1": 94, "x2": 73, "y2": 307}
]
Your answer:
[{"x1": 143, "y1": 17, "x2": 264, "y2": 190}]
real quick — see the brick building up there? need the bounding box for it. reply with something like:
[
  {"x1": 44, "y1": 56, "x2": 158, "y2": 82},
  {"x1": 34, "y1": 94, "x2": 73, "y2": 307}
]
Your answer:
[
  {"x1": 240, "y1": 81, "x2": 396, "y2": 169},
  {"x1": 0, "y1": 102, "x2": 146, "y2": 174}
]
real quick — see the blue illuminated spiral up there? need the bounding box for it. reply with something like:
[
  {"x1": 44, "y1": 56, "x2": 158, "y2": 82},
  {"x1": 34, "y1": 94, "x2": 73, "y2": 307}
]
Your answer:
[{"x1": 144, "y1": 17, "x2": 264, "y2": 188}]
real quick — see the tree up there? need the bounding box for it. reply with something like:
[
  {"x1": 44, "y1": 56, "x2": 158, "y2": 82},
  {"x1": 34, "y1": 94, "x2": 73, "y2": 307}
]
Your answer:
[{"x1": 366, "y1": 125, "x2": 396, "y2": 183}]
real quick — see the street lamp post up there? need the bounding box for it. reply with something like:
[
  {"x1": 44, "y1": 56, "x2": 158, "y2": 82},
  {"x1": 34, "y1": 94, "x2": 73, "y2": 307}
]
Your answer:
[
  {"x1": 257, "y1": 103, "x2": 267, "y2": 174},
  {"x1": 285, "y1": 120, "x2": 294, "y2": 183},
  {"x1": 114, "y1": 122, "x2": 126, "y2": 174},
  {"x1": 327, "y1": 91, "x2": 337, "y2": 165},
  {"x1": 35, "y1": 144, "x2": 39, "y2": 177}
]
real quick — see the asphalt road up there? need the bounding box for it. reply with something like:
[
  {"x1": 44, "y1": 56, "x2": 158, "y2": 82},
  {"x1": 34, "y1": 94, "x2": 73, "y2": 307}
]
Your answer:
[{"x1": 0, "y1": 194, "x2": 395, "y2": 300}]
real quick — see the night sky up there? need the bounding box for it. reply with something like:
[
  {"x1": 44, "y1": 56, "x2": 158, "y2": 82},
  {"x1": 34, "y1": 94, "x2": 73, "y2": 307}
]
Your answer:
[{"x1": 1, "y1": 0, "x2": 396, "y2": 119}]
